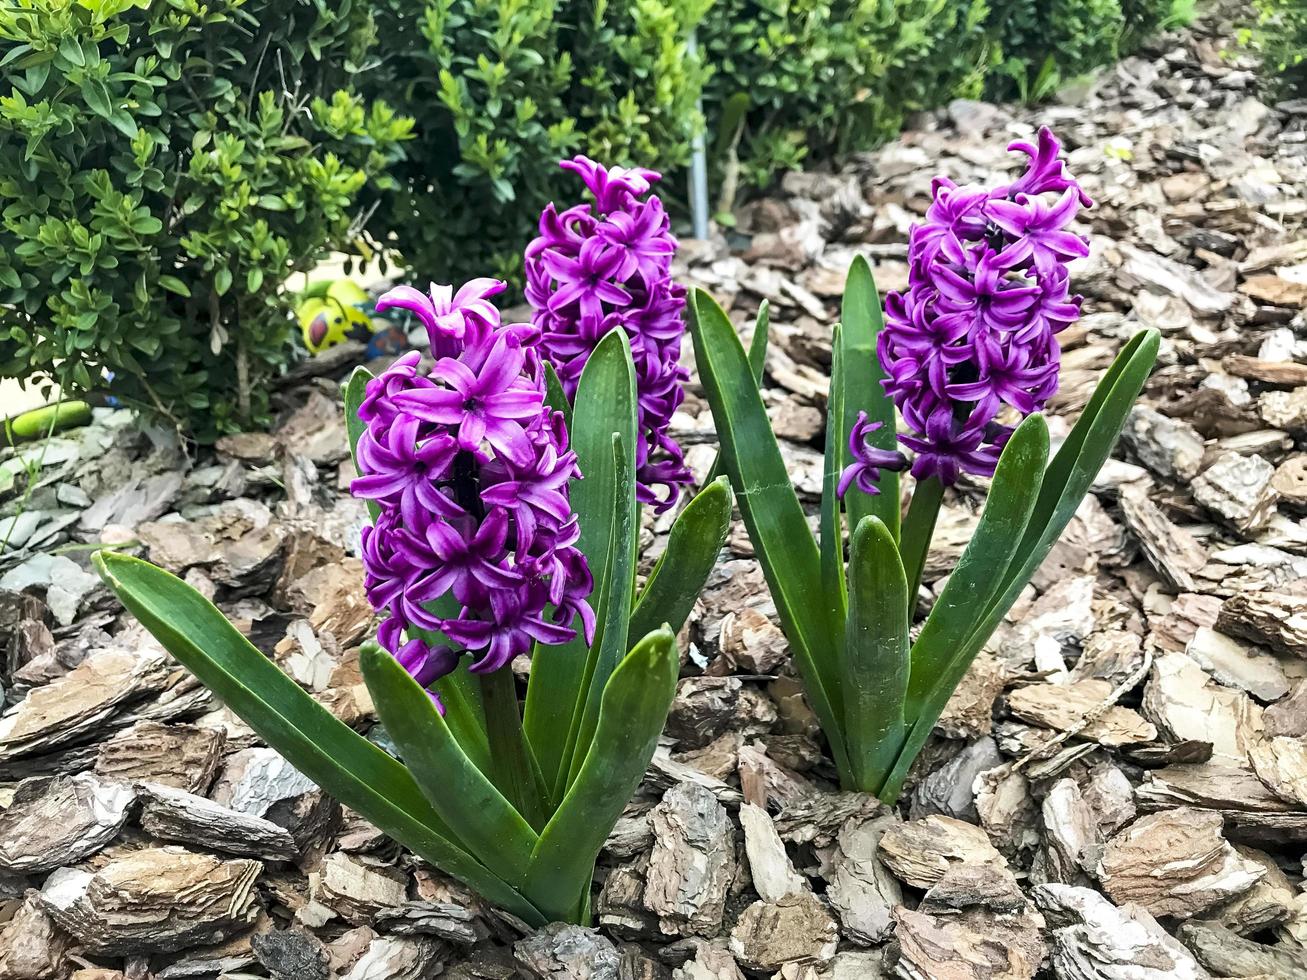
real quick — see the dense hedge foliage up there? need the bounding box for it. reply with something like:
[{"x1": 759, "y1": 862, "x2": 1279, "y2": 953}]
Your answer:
[
  {"x1": 0, "y1": 0, "x2": 1193, "y2": 435},
  {"x1": 360, "y1": 0, "x2": 708, "y2": 284},
  {"x1": 0, "y1": 0, "x2": 410, "y2": 438},
  {"x1": 1255, "y1": 0, "x2": 1307, "y2": 95},
  {"x1": 700, "y1": 0, "x2": 992, "y2": 189}
]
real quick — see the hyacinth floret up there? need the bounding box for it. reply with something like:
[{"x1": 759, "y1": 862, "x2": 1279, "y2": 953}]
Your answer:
[
  {"x1": 525, "y1": 155, "x2": 692, "y2": 512},
  {"x1": 353, "y1": 280, "x2": 595, "y2": 707},
  {"x1": 876, "y1": 126, "x2": 1091, "y2": 486}
]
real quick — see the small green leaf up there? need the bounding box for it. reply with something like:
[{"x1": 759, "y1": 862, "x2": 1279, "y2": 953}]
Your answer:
[
  {"x1": 842, "y1": 516, "x2": 908, "y2": 796},
  {"x1": 360, "y1": 644, "x2": 539, "y2": 889},
  {"x1": 628, "y1": 475, "x2": 733, "y2": 648},
  {"x1": 523, "y1": 626, "x2": 679, "y2": 923},
  {"x1": 80, "y1": 79, "x2": 112, "y2": 117},
  {"x1": 159, "y1": 275, "x2": 190, "y2": 298},
  {"x1": 214, "y1": 266, "x2": 232, "y2": 297}
]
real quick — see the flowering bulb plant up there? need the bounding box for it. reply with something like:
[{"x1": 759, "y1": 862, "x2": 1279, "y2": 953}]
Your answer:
[
  {"x1": 94, "y1": 264, "x2": 731, "y2": 926},
  {"x1": 690, "y1": 129, "x2": 1159, "y2": 801}
]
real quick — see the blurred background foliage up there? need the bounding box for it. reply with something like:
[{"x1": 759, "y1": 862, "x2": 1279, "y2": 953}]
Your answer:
[{"x1": 0, "y1": 0, "x2": 1266, "y2": 438}]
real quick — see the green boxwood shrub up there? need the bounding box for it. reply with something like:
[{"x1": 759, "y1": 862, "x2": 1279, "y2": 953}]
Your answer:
[
  {"x1": 1255, "y1": 0, "x2": 1307, "y2": 94},
  {"x1": 985, "y1": 0, "x2": 1193, "y2": 101},
  {"x1": 700, "y1": 0, "x2": 995, "y2": 189},
  {"x1": 0, "y1": 0, "x2": 411, "y2": 438},
  {"x1": 362, "y1": 0, "x2": 708, "y2": 285}
]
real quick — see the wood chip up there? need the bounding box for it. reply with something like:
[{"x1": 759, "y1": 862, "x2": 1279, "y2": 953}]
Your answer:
[
  {"x1": 738, "y1": 804, "x2": 805, "y2": 903},
  {"x1": 1119, "y1": 484, "x2": 1207, "y2": 591},
  {"x1": 825, "y1": 815, "x2": 902, "y2": 944},
  {"x1": 890, "y1": 903, "x2": 1045, "y2": 980},
  {"x1": 1216, "y1": 591, "x2": 1307, "y2": 658},
  {"x1": 514, "y1": 923, "x2": 620, "y2": 980},
  {"x1": 314, "y1": 853, "x2": 407, "y2": 926},
  {"x1": 1143, "y1": 652, "x2": 1264, "y2": 764},
  {"x1": 1122, "y1": 407, "x2": 1206, "y2": 482},
  {"x1": 644, "y1": 783, "x2": 736, "y2": 936},
  {"x1": 1097, "y1": 808, "x2": 1264, "y2": 917},
  {"x1": 0, "y1": 773, "x2": 134, "y2": 873},
  {"x1": 1223, "y1": 354, "x2": 1307, "y2": 386},
  {"x1": 1178, "y1": 921, "x2": 1307, "y2": 980},
  {"x1": 95, "y1": 721, "x2": 225, "y2": 793},
  {"x1": 1191, "y1": 451, "x2": 1279, "y2": 532},
  {"x1": 138, "y1": 782, "x2": 299, "y2": 860},
  {"x1": 1185, "y1": 627, "x2": 1289, "y2": 701},
  {"x1": 39, "y1": 846, "x2": 261, "y2": 955},
  {"x1": 0, "y1": 647, "x2": 170, "y2": 761},
  {"x1": 878, "y1": 815, "x2": 1006, "y2": 889},
  {"x1": 1033, "y1": 883, "x2": 1207, "y2": 979},
  {"x1": 727, "y1": 893, "x2": 838, "y2": 971},
  {"x1": 1007, "y1": 679, "x2": 1157, "y2": 747}
]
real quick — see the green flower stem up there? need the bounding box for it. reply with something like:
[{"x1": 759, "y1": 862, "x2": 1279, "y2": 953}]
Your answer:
[
  {"x1": 899, "y1": 476, "x2": 944, "y2": 617},
  {"x1": 479, "y1": 668, "x2": 548, "y2": 832}
]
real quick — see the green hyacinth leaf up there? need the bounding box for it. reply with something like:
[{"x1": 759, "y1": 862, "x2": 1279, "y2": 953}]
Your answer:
[
  {"x1": 705, "y1": 300, "x2": 769, "y2": 487},
  {"x1": 543, "y1": 361, "x2": 571, "y2": 430},
  {"x1": 562, "y1": 433, "x2": 637, "y2": 790},
  {"x1": 628, "y1": 475, "x2": 733, "y2": 648},
  {"x1": 524, "y1": 328, "x2": 638, "y2": 798},
  {"x1": 93, "y1": 551, "x2": 544, "y2": 925},
  {"x1": 903, "y1": 413, "x2": 1049, "y2": 725},
  {"x1": 344, "y1": 366, "x2": 379, "y2": 522},
  {"x1": 842, "y1": 515, "x2": 909, "y2": 796},
  {"x1": 840, "y1": 255, "x2": 898, "y2": 541},
  {"x1": 879, "y1": 330, "x2": 1159, "y2": 802},
  {"x1": 687, "y1": 288, "x2": 851, "y2": 783},
  {"x1": 820, "y1": 324, "x2": 850, "y2": 627},
  {"x1": 360, "y1": 644, "x2": 539, "y2": 887},
  {"x1": 523, "y1": 626, "x2": 679, "y2": 923}
]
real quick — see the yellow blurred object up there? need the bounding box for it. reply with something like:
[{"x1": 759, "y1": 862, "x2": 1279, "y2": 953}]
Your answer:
[{"x1": 297, "y1": 279, "x2": 373, "y2": 353}]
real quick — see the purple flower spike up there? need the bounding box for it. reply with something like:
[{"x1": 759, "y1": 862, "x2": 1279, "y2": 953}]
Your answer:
[
  {"x1": 874, "y1": 126, "x2": 1090, "y2": 487},
  {"x1": 353, "y1": 278, "x2": 595, "y2": 708},
  {"x1": 837, "y1": 413, "x2": 907, "y2": 499},
  {"x1": 525, "y1": 156, "x2": 693, "y2": 512}
]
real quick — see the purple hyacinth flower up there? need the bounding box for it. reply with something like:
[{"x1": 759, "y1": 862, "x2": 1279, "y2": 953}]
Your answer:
[
  {"x1": 393, "y1": 334, "x2": 542, "y2": 466},
  {"x1": 525, "y1": 156, "x2": 693, "y2": 512},
  {"x1": 869, "y1": 126, "x2": 1090, "y2": 487},
  {"x1": 352, "y1": 277, "x2": 595, "y2": 707},
  {"x1": 837, "y1": 413, "x2": 908, "y2": 498}
]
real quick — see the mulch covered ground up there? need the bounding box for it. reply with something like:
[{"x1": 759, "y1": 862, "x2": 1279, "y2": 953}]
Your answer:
[{"x1": 0, "y1": 5, "x2": 1305, "y2": 978}]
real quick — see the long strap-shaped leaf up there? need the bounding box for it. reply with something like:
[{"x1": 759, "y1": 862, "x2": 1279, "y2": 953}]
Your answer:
[
  {"x1": 842, "y1": 516, "x2": 909, "y2": 795},
  {"x1": 903, "y1": 414, "x2": 1050, "y2": 724},
  {"x1": 345, "y1": 368, "x2": 489, "y2": 766},
  {"x1": 562, "y1": 433, "x2": 637, "y2": 790},
  {"x1": 93, "y1": 552, "x2": 545, "y2": 925},
  {"x1": 819, "y1": 324, "x2": 850, "y2": 634},
  {"x1": 359, "y1": 645, "x2": 539, "y2": 887},
  {"x1": 704, "y1": 300, "x2": 769, "y2": 487},
  {"x1": 627, "y1": 476, "x2": 733, "y2": 648},
  {"x1": 878, "y1": 330, "x2": 1159, "y2": 802},
  {"x1": 688, "y1": 289, "x2": 851, "y2": 782},
  {"x1": 524, "y1": 328, "x2": 638, "y2": 796},
  {"x1": 522, "y1": 626, "x2": 678, "y2": 923},
  {"x1": 839, "y1": 255, "x2": 899, "y2": 541}
]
